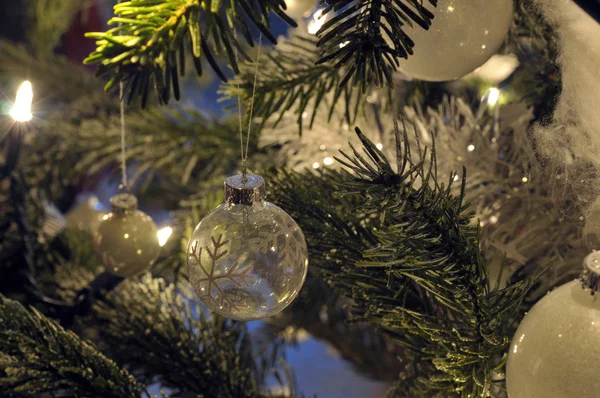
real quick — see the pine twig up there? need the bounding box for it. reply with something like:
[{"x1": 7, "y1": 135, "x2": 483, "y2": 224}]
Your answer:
[
  {"x1": 268, "y1": 125, "x2": 539, "y2": 396},
  {"x1": 0, "y1": 295, "x2": 143, "y2": 397},
  {"x1": 93, "y1": 275, "x2": 291, "y2": 398},
  {"x1": 221, "y1": 34, "x2": 376, "y2": 134},
  {"x1": 83, "y1": 0, "x2": 297, "y2": 106}
]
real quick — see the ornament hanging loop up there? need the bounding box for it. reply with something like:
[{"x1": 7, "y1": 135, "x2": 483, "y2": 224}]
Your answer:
[{"x1": 237, "y1": 33, "x2": 263, "y2": 183}]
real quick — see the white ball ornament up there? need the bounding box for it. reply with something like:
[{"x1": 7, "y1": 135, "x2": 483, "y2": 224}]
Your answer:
[
  {"x1": 94, "y1": 194, "x2": 160, "y2": 278},
  {"x1": 65, "y1": 194, "x2": 105, "y2": 233},
  {"x1": 186, "y1": 174, "x2": 308, "y2": 321},
  {"x1": 398, "y1": 0, "x2": 514, "y2": 82},
  {"x1": 506, "y1": 252, "x2": 600, "y2": 398},
  {"x1": 284, "y1": 0, "x2": 318, "y2": 20}
]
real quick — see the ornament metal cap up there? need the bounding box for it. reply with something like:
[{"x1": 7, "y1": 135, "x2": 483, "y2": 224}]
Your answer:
[
  {"x1": 581, "y1": 251, "x2": 600, "y2": 294},
  {"x1": 110, "y1": 193, "x2": 138, "y2": 214},
  {"x1": 225, "y1": 174, "x2": 266, "y2": 205}
]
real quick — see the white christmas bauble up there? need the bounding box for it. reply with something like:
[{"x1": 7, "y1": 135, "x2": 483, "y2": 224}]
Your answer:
[
  {"x1": 186, "y1": 174, "x2": 308, "y2": 321},
  {"x1": 65, "y1": 195, "x2": 105, "y2": 233},
  {"x1": 94, "y1": 194, "x2": 160, "y2": 278},
  {"x1": 506, "y1": 253, "x2": 600, "y2": 398},
  {"x1": 284, "y1": 0, "x2": 317, "y2": 20},
  {"x1": 398, "y1": 0, "x2": 513, "y2": 82}
]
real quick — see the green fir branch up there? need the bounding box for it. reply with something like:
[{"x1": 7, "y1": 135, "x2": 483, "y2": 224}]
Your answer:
[
  {"x1": 26, "y1": 0, "x2": 90, "y2": 56},
  {"x1": 316, "y1": 0, "x2": 436, "y2": 90},
  {"x1": 0, "y1": 40, "x2": 105, "y2": 105},
  {"x1": 93, "y1": 275, "x2": 290, "y2": 398},
  {"x1": 508, "y1": 0, "x2": 561, "y2": 121},
  {"x1": 0, "y1": 295, "x2": 143, "y2": 397},
  {"x1": 83, "y1": 0, "x2": 297, "y2": 107},
  {"x1": 268, "y1": 125, "x2": 539, "y2": 397},
  {"x1": 221, "y1": 34, "x2": 373, "y2": 134}
]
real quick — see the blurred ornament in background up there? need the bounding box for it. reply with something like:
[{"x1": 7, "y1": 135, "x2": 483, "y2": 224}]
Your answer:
[
  {"x1": 468, "y1": 54, "x2": 520, "y2": 84},
  {"x1": 284, "y1": 0, "x2": 318, "y2": 20},
  {"x1": 187, "y1": 174, "x2": 308, "y2": 321},
  {"x1": 506, "y1": 251, "x2": 600, "y2": 398},
  {"x1": 41, "y1": 201, "x2": 66, "y2": 239},
  {"x1": 94, "y1": 193, "x2": 160, "y2": 278},
  {"x1": 398, "y1": 0, "x2": 513, "y2": 82},
  {"x1": 65, "y1": 194, "x2": 105, "y2": 233}
]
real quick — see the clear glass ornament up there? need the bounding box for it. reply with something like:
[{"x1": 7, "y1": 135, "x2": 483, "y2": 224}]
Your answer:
[
  {"x1": 398, "y1": 0, "x2": 513, "y2": 82},
  {"x1": 506, "y1": 252, "x2": 600, "y2": 398},
  {"x1": 94, "y1": 193, "x2": 160, "y2": 278},
  {"x1": 186, "y1": 174, "x2": 308, "y2": 321}
]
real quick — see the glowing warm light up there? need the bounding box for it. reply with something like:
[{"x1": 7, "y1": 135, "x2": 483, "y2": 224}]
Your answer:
[
  {"x1": 323, "y1": 157, "x2": 334, "y2": 166},
  {"x1": 308, "y1": 9, "x2": 325, "y2": 35},
  {"x1": 467, "y1": 144, "x2": 475, "y2": 152},
  {"x1": 522, "y1": 177, "x2": 529, "y2": 183},
  {"x1": 487, "y1": 87, "x2": 500, "y2": 106},
  {"x1": 9, "y1": 80, "x2": 33, "y2": 122},
  {"x1": 157, "y1": 226, "x2": 173, "y2": 247},
  {"x1": 376, "y1": 143, "x2": 383, "y2": 150},
  {"x1": 312, "y1": 162, "x2": 320, "y2": 169}
]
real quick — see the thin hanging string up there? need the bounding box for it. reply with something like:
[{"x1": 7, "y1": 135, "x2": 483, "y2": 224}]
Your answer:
[
  {"x1": 241, "y1": 33, "x2": 263, "y2": 181},
  {"x1": 119, "y1": 81, "x2": 128, "y2": 191},
  {"x1": 117, "y1": 0, "x2": 128, "y2": 192}
]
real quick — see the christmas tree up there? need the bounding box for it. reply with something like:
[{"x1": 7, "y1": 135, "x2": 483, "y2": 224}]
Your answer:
[{"x1": 1, "y1": 0, "x2": 600, "y2": 397}]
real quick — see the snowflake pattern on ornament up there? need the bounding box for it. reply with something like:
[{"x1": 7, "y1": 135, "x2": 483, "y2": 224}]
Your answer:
[
  {"x1": 251, "y1": 213, "x2": 306, "y2": 268},
  {"x1": 188, "y1": 234, "x2": 256, "y2": 311}
]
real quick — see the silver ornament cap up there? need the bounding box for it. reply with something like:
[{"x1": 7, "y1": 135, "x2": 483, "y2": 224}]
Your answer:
[
  {"x1": 225, "y1": 174, "x2": 266, "y2": 205},
  {"x1": 110, "y1": 193, "x2": 138, "y2": 214},
  {"x1": 581, "y1": 251, "x2": 600, "y2": 294}
]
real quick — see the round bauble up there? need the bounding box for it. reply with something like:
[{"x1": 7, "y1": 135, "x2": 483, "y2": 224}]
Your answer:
[
  {"x1": 506, "y1": 252, "x2": 600, "y2": 398},
  {"x1": 187, "y1": 174, "x2": 308, "y2": 321},
  {"x1": 94, "y1": 194, "x2": 160, "y2": 278},
  {"x1": 285, "y1": 0, "x2": 317, "y2": 20},
  {"x1": 65, "y1": 195, "x2": 105, "y2": 233},
  {"x1": 398, "y1": 0, "x2": 514, "y2": 82}
]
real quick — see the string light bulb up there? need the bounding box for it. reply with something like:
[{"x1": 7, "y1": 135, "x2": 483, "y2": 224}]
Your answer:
[
  {"x1": 487, "y1": 87, "x2": 500, "y2": 107},
  {"x1": 157, "y1": 226, "x2": 173, "y2": 247},
  {"x1": 9, "y1": 81, "x2": 33, "y2": 122}
]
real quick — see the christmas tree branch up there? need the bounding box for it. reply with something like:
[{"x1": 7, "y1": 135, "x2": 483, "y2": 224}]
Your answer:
[
  {"x1": 26, "y1": 0, "x2": 90, "y2": 56},
  {"x1": 0, "y1": 295, "x2": 143, "y2": 397},
  {"x1": 268, "y1": 124, "x2": 539, "y2": 396},
  {"x1": 315, "y1": 0, "x2": 435, "y2": 90},
  {"x1": 93, "y1": 275, "x2": 289, "y2": 398},
  {"x1": 83, "y1": 0, "x2": 442, "y2": 105},
  {"x1": 221, "y1": 34, "x2": 373, "y2": 134},
  {"x1": 508, "y1": 0, "x2": 561, "y2": 121},
  {"x1": 83, "y1": 0, "x2": 296, "y2": 106}
]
